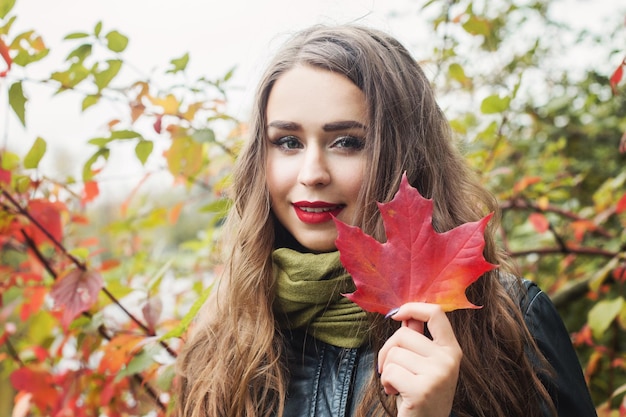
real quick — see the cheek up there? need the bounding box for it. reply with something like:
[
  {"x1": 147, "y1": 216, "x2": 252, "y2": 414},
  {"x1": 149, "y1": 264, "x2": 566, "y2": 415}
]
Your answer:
[
  {"x1": 344, "y1": 161, "x2": 366, "y2": 199},
  {"x1": 265, "y1": 159, "x2": 287, "y2": 204}
]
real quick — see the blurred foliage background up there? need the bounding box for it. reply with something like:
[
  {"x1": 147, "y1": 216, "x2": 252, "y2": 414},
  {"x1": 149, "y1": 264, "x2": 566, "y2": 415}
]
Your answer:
[{"x1": 0, "y1": 0, "x2": 625, "y2": 415}]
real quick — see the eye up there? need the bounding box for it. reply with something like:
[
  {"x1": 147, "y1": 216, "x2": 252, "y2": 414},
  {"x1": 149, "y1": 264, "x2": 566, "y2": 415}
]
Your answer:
[
  {"x1": 271, "y1": 136, "x2": 303, "y2": 150},
  {"x1": 333, "y1": 135, "x2": 365, "y2": 151}
]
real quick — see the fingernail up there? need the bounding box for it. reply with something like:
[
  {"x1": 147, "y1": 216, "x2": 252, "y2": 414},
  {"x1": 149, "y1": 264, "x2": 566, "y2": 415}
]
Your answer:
[{"x1": 384, "y1": 307, "x2": 399, "y2": 319}]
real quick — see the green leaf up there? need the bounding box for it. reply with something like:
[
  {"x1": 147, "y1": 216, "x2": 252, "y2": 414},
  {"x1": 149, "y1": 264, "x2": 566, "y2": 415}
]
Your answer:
[
  {"x1": 191, "y1": 128, "x2": 215, "y2": 143},
  {"x1": 27, "y1": 311, "x2": 56, "y2": 345},
  {"x1": 167, "y1": 52, "x2": 189, "y2": 73},
  {"x1": 588, "y1": 297, "x2": 624, "y2": 340},
  {"x1": 88, "y1": 137, "x2": 112, "y2": 147},
  {"x1": 93, "y1": 59, "x2": 122, "y2": 91},
  {"x1": 13, "y1": 47, "x2": 49, "y2": 66},
  {"x1": 147, "y1": 258, "x2": 175, "y2": 292},
  {"x1": 94, "y1": 21, "x2": 103, "y2": 37},
  {"x1": 8, "y1": 82, "x2": 26, "y2": 126},
  {"x1": 589, "y1": 257, "x2": 620, "y2": 292},
  {"x1": 155, "y1": 363, "x2": 176, "y2": 390},
  {"x1": 222, "y1": 66, "x2": 236, "y2": 82},
  {"x1": 137, "y1": 207, "x2": 168, "y2": 229},
  {"x1": 82, "y1": 148, "x2": 110, "y2": 181},
  {"x1": 105, "y1": 30, "x2": 128, "y2": 53},
  {"x1": 102, "y1": 279, "x2": 133, "y2": 300},
  {"x1": 51, "y1": 63, "x2": 90, "y2": 90},
  {"x1": 82, "y1": 94, "x2": 100, "y2": 111},
  {"x1": 160, "y1": 284, "x2": 213, "y2": 340},
  {"x1": 462, "y1": 15, "x2": 491, "y2": 37},
  {"x1": 0, "y1": 0, "x2": 15, "y2": 19},
  {"x1": 64, "y1": 32, "x2": 90, "y2": 40},
  {"x1": 115, "y1": 348, "x2": 155, "y2": 382},
  {"x1": 166, "y1": 136, "x2": 204, "y2": 178},
  {"x1": 480, "y1": 94, "x2": 510, "y2": 114},
  {"x1": 135, "y1": 140, "x2": 154, "y2": 165},
  {"x1": 448, "y1": 63, "x2": 469, "y2": 85},
  {"x1": 14, "y1": 175, "x2": 31, "y2": 193},
  {"x1": 0, "y1": 15, "x2": 16, "y2": 36},
  {"x1": 66, "y1": 44, "x2": 92, "y2": 62},
  {"x1": 68, "y1": 247, "x2": 90, "y2": 261},
  {"x1": 23, "y1": 137, "x2": 47, "y2": 169},
  {"x1": 200, "y1": 198, "x2": 232, "y2": 215},
  {"x1": 110, "y1": 129, "x2": 140, "y2": 140}
]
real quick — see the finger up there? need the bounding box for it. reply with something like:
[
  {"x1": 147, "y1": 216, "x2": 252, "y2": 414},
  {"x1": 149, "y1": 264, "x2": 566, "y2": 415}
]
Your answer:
[
  {"x1": 403, "y1": 318, "x2": 424, "y2": 333},
  {"x1": 380, "y1": 344, "x2": 425, "y2": 375},
  {"x1": 379, "y1": 361, "x2": 411, "y2": 396},
  {"x1": 378, "y1": 326, "x2": 433, "y2": 372},
  {"x1": 390, "y1": 302, "x2": 458, "y2": 347}
]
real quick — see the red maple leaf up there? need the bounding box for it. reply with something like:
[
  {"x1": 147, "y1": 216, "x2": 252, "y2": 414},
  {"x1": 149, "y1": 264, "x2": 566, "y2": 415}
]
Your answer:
[
  {"x1": 334, "y1": 173, "x2": 497, "y2": 315},
  {"x1": 49, "y1": 268, "x2": 103, "y2": 328}
]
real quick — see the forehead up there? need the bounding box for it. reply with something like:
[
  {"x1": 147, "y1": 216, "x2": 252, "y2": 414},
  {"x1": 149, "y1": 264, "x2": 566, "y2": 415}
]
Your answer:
[{"x1": 266, "y1": 65, "x2": 368, "y2": 125}]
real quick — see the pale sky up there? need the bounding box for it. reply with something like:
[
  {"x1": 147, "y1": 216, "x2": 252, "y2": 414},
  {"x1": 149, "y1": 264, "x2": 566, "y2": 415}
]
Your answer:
[
  {"x1": 2, "y1": 0, "x2": 422, "y2": 197},
  {"x1": 1, "y1": 0, "x2": 621, "y2": 200}
]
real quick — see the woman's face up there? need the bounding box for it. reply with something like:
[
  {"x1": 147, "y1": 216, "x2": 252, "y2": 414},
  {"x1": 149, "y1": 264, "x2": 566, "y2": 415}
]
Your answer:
[{"x1": 265, "y1": 65, "x2": 368, "y2": 252}]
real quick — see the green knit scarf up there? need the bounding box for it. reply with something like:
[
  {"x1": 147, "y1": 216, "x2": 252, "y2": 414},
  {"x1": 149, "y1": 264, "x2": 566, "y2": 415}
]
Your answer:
[{"x1": 272, "y1": 248, "x2": 368, "y2": 348}]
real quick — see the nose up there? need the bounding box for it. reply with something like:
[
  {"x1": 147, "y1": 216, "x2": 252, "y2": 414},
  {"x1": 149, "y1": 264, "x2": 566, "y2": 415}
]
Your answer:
[{"x1": 298, "y1": 145, "x2": 330, "y2": 187}]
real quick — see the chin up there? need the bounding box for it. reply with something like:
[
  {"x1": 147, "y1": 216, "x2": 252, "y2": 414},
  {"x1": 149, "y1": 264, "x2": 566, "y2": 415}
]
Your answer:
[{"x1": 300, "y1": 240, "x2": 337, "y2": 254}]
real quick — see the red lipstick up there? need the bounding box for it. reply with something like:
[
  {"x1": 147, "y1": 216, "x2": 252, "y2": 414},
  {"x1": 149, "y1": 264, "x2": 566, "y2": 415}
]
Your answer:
[{"x1": 292, "y1": 201, "x2": 345, "y2": 224}]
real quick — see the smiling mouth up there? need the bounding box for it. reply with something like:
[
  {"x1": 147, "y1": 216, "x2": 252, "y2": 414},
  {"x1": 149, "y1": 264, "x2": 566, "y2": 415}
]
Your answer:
[
  {"x1": 298, "y1": 205, "x2": 343, "y2": 213},
  {"x1": 292, "y1": 202, "x2": 345, "y2": 224}
]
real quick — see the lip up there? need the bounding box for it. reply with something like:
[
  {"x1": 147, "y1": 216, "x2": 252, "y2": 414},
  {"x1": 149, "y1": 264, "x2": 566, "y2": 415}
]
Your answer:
[{"x1": 292, "y1": 201, "x2": 345, "y2": 224}]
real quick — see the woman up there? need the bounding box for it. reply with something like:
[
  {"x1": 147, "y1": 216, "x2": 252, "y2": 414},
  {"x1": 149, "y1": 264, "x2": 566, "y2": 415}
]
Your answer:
[{"x1": 175, "y1": 25, "x2": 597, "y2": 417}]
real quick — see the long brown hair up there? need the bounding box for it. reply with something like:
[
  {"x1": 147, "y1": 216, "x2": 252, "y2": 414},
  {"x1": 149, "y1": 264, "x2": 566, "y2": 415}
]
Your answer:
[{"x1": 175, "y1": 24, "x2": 556, "y2": 417}]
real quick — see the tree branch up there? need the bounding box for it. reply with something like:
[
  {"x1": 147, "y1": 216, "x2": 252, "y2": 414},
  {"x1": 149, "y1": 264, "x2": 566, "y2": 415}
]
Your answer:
[
  {"x1": 500, "y1": 197, "x2": 614, "y2": 238},
  {"x1": 507, "y1": 245, "x2": 617, "y2": 258}
]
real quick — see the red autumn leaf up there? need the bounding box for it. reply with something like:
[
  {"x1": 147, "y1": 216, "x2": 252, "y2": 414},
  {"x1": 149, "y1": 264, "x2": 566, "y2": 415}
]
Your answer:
[
  {"x1": 570, "y1": 219, "x2": 596, "y2": 242},
  {"x1": 49, "y1": 268, "x2": 103, "y2": 328},
  {"x1": 99, "y1": 259, "x2": 121, "y2": 272},
  {"x1": 142, "y1": 296, "x2": 163, "y2": 333},
  {"x1": 513, "y1": 175, "x2": 542, "y2": 194},
  {"x1": 20, "y1": 286, "x2": 48, "y2": 321},
  {"x1": 25, "y1": 199, "x2": 65, "y2": 247},
  {"x1": 82, "y1": 180, "x2": 100, "y2": 205},
  {"x1": 0, "y1": 167, "x2": 11, "y2": 185},
  {"x1": 97, "y1": 334, "x2": 143, "y2": 374},
  {"x1": 613, "y1": 264, "x2": 626, "y2": 283},
  {"x1": 572, "y1": 324, "x2": 594, "y2": 347},
  {"x1": 0, "y1": 37, "x2": 12, "y2": 77},
  {"x1": 10, "y1": 367, "x2": 58, "y2": 412},
  {"x1": 610, "y1": 58, "x2": 625, "y2": 95},
  {"x1": 616, "y1": 192, "x2": 626, "y2": 214},
  {"x1": 169, "y1": 201, "x2": 184, "y2": 224},
  {"x1": 529, "y1": 212, "x2": 550, "y2": 233},
  {"x1": 334, "y1": 173, "x2": 497, "y2": 315},
  {"x1": 153, "y1": 114, "x2": 163, "y2": 133}
]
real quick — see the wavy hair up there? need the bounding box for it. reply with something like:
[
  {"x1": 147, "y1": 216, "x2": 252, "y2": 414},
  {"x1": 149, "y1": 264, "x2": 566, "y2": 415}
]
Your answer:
[{"x1": 175, "y1": 24, "x2": 556, "y2": 417}]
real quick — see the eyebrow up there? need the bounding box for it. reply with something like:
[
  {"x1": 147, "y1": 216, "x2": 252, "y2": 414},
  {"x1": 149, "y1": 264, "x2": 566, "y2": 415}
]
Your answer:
[{"x1": 267, "y1": 120, "x2": 367, "y2": 132}]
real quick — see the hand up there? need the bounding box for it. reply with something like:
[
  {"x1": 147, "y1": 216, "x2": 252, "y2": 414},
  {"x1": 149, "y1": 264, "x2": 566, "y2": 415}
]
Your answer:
[{"x1": 377, "y1": 303, "x2": 462, "y2": 417}]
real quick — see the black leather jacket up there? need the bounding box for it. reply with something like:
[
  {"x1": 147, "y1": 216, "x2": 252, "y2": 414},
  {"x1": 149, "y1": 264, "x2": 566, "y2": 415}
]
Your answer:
[{"x1": 282, "y1": 280, "x2": 597, "y2": 417}]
